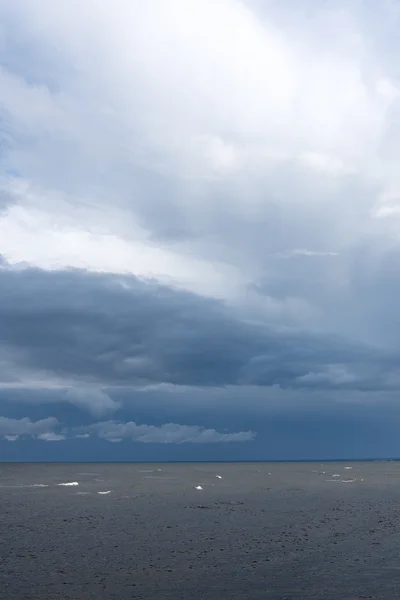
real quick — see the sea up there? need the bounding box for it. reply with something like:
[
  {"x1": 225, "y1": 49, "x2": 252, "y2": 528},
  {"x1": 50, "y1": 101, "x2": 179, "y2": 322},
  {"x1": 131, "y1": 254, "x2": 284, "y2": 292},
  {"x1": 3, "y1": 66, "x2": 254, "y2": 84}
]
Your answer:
[{"x1": 1, "y1": 461, "x2": 400, "y2": 599}]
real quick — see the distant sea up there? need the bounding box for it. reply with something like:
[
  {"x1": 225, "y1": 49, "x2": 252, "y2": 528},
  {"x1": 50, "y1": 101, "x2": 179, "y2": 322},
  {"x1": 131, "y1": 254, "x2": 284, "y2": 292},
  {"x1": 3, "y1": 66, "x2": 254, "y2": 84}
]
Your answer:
[{"x1": 2, "y1": 461, "x2": 400, "y2": 599}]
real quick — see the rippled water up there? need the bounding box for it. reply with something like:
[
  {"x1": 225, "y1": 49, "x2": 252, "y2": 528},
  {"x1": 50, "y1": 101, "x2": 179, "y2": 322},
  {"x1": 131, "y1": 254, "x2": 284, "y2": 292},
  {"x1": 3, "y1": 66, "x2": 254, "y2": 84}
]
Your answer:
[{"x1": 2, "y1": 461, "x2": 400, "y2": 599}]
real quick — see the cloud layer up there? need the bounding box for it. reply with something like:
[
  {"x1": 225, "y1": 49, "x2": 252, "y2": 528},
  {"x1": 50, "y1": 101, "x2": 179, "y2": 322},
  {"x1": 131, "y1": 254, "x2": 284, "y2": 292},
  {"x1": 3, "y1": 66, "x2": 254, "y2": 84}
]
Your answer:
[
  {"x1": 75, "y1": 421, "x2": 255, "y2": 444},
  {"x1": 2, "y1": 1, "x2": 400, "y2": 457},
  {"x1": 1, "y1": 262, "x2": 399, "y2": 399},
  {"x1": 0, "y1": 416, "x2": 59, "y2": 441},
  {"x1": 0, "y1": 416, "x2": 254, "y2": 445}
]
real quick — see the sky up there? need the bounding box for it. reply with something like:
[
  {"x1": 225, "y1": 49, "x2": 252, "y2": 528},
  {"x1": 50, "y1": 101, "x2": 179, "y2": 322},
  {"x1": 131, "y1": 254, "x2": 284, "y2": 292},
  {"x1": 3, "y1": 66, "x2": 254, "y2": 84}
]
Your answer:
[{"x1": 1, "y1": 0, "x2": 400, "y2": 461}]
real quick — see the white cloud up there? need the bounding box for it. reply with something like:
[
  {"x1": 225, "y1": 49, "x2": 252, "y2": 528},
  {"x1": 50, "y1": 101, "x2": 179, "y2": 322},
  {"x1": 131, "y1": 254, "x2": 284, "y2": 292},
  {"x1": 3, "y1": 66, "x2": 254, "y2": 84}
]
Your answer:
[
  {"x1": 0, "y1": 1, "x2": 396, "y2": 282},
  {"x1": 0, "y1": 201, "x2": 245, "y2": 299},
  {"x1": 297, "y1": 151, "x2": 352, "y2": 176},
  {"x1": 77, "y1": 420, "x2": 256, "y2": 444}
]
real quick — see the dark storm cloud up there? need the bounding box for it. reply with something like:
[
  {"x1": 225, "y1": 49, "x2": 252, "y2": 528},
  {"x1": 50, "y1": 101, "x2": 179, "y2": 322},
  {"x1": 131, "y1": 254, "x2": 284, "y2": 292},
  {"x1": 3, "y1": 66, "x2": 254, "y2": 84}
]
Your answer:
[
  {"x1": 0, "y1": 262, "x2": 399, "y2": 393},
  {"x1": 0, "y1": 265, "x2": 261, "y2": 386}
]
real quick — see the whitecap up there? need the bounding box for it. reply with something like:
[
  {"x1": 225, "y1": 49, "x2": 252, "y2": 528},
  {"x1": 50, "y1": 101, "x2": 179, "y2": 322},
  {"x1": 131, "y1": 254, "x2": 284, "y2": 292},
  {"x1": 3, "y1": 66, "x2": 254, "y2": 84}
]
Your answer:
[
  {"x1": 216, "y1": 475, "x2": 222, "y2": 479},
  {"x1": 58, "y1": 482, "x2": 79, "y2": 487},
  {"x1": 341, "y1": 479, "x2": 355, "y2": 483},
  {"x1": 32, "y1": 484, "x2": 49, "y2": 488},
  {"x1": 195, "y1": 485, "x2": 203, "y2": 490},
  {"x1": 344, "y1": 466, "x2": 353, "y2": 470},
  {"x1": 97, "y1": 490, "x2": 112, "y2": 495},
  {"x1": 332, "y1": 474, "x2": 340, "y2": 477}
]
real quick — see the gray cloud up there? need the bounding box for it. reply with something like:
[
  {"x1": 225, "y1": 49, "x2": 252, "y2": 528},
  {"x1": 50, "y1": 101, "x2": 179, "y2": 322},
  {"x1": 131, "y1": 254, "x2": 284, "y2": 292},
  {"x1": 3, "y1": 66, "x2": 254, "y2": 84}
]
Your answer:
[
  {"x1": 276, "y1": 249, "x2": 339, "y2": 258},
  {"x1": 0, "y1": 413, "x2": 255, "y2": 444},
  {"x1": 0, "y1": 191, "x2": 14, "y2": 212},
  {"x1": 64, "y1": 387, "x2": 119, "y2": 417},
  {"x1": 37, "y1": 431, "x2": 66, "y2": 442},
  {"x1": 75, "y1": 421, "x2": 256, "y2": 444},
  {"x1": 1, "y1": 0, "x2": 400, "y2": 443},
  {"x1": 0, "y1": 416, "x2": 59, "y2": 440},
  {"x1": 0, "y1": 263, "x2": 398, "y2": 401}
]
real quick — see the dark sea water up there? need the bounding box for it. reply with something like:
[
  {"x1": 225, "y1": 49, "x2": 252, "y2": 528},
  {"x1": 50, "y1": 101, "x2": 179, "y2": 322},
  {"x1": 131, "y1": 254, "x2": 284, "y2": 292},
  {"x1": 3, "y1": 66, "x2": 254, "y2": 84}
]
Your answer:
[{"x1": 2, "y1": 461, "x2": 400, "y2": 599}]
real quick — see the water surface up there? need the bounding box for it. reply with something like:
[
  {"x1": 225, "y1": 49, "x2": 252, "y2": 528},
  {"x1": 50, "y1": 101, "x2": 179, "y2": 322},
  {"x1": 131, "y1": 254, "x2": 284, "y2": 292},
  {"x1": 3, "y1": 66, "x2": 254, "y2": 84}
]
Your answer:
[{"x1": 1, "y1": 461, "x2": 400, "y2": 599}]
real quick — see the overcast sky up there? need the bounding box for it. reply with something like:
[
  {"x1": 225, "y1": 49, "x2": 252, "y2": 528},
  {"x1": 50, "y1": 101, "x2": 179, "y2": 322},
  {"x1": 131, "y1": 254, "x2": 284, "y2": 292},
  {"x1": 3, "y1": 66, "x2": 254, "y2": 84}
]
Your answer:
[{"x1": 2, "y1": 0, "x2": 400, "y2": 461}]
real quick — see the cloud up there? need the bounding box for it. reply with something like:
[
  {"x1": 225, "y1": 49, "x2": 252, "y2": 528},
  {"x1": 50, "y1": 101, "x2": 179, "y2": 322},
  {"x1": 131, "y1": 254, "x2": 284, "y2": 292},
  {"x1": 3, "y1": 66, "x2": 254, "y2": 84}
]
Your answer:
[
  {"x1": 64, "y1": 387, "x2": 119, "y2": 417},
  {"x1": 76, "y1": 421, "x2": 256, "y2": 444},
  {"x1": 296, "y1": 364, "x2": 358, "y2": 386},
  {"x1": 0, "y1": 414, "x2": 254, "y2": 444},
  {"x1": 37, "y1": 432, "x2": 66, "y2": 442},
  {"x1": 0, "y1": 416, "x2": 59, "y2": 440},
  {"x1": 0, "y1": 262, "x2": 398, "y2": 401},
  {"x1": 278, "y1": 249, "x2": 339, "y2": 258},
  {"x1": 0, "y1": 0, "x2": 398, "y2": 303},
  {"x1": 1, "y1": 0, "x2": 400, "y2": 453}
]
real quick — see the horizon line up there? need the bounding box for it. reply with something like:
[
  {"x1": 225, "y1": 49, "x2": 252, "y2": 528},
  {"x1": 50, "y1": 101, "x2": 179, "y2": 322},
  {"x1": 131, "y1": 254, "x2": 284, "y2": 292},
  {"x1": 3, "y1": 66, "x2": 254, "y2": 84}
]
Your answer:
[{"x1": 1, "y1": 458, "x2": 398, "y2": 464}]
